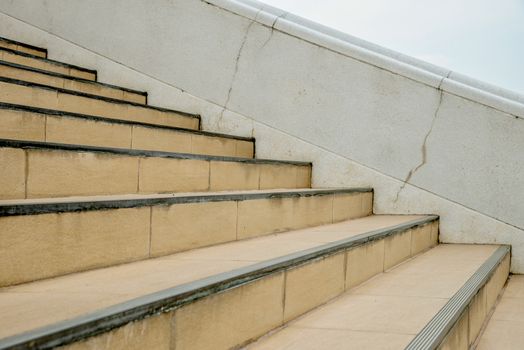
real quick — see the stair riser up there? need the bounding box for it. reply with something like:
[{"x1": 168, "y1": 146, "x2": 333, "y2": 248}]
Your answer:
[
  {"x1": 0, "y1": 49, "x2": 95, "y2": 80},
  {"x1": 0, "y1": 40, "x2": 46, "y2": 58},
  {"x1": 0, "y1": 147, "x2": 307, "y2": 199},
  {"x1": 437, "y1": 253, "x2": 510, "y2": 349},
  {"x1": 53, "y1": 219, "x2": 437, "y2": 350},
  {"x1": 0, "y1": 191, "x2": 372, "y2": 286},
  {"x1": 0, "y1": 63, "x2": 145, "y2": 103},
  {"x1": 0, "y1": 109, "x2": 254, "y2": 157},
  {"x1": 0, "y1": 81, "x2": 199, "y2": 129}
]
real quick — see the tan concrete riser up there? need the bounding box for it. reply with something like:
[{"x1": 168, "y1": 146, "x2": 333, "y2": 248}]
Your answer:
[
  {"x1": 0, "y1": 109, "x2": 254, "y2": 157},
  {"x1": 0, "y1": 63, "x2": 145, "y2": 103},
  {"x1": 0, "y1": 40, "x2": 46, "y2": 58},
  {"x1": 0, "y1": 147, "x2": 306, "y2": 199},
  {"x1": 0, "y1": 49, "x2": 95, "y2": 80},
  {"x1": 56, "y1": 220, "x2": 438, "y2": 350},
  {"x1": 0, "y1": 81, "x2": 199, "y2": 129},
  {"x1": 436, "y1": 253, "x2": 510, "y2": 349},
  {"x1": 0, "y1": 192, "x2": 373, "y2": 286}
]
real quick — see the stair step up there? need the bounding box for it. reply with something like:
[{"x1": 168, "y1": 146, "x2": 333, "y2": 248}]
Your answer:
[
  {"x1": 0, "y1": 77, "x2": 200, "y2": 129},
  {"x1": 476, "y1": 275, "x2": 523, "y2": 349},
  {"x1": 0, "y1": 46, "x2": 96, "y2": 80},
  {"x1": 247, "y1": 244, "x2": 510, "y2": 350},
  {"x1": 0, "y1": 139, "x2": 308, "y2": 199},
  {"x1": 0, "y1": 60, "x2": 146, "y2": 103},
  {"x1": 0, "y1": 214, "x2": 436, "y2": 349},
  {"x1": 0, "y1": 188, "x2": 372, "y2": 286},
  {"x1": 0, "y1": 36, "x2": 47, "y2": 58},
  {"x1": 0, "y1": 103, "x2": 254, "y2": 157}
]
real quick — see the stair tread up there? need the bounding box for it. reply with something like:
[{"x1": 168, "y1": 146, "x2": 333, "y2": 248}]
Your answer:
[
  {"x1": 0, "y1": 59, "x2": 146, "y2": 97},
  {"x1": 0, "y1": 76, "x2": 199, "y2": 118},
  {"x1": 0, "y1": 138, "x2": 293, "y2": 163},
  {"x1": 246, "y1": 244, "x2": 501, "y2": 350},
  {"x1": 0, "y1": 214, "x2": 427, "y2": 340},
  {"x1": 0, "y1": 188, "x2": 366, "y2": 214},
  {"x1": 0, "y1": 46, "x2": 96, "y2": 78},
  {"x1": 0, "y1": 36, "x2": 47, "y2": 58},
  {"x1": 476, "y1": 275, "x2": 524, "y2": 350},
  {"x1": 0, "y1": 102, "x2": 252, "y2": 141}
]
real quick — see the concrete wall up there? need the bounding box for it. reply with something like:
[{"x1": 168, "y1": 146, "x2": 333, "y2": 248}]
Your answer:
[{"x1": 0, "y1": 0, "x2": 523, "y2": 271}]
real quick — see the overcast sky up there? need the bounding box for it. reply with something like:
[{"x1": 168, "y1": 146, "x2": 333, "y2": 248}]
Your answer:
[{"x1": 261, "y1": 0, "x2": 524, "y2": 94}]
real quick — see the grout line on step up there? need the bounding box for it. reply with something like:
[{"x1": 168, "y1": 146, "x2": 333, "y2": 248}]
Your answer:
[
  {"x1": 23, "y1": 150, "x2": 28, "y2": 199},
  {"x1": 148, "y1": 207, "x2": 153, "y2": 257}
]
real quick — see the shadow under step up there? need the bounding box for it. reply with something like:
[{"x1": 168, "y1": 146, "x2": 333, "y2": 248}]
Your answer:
[
  {"x1": 0, "y1": 36, "x2": 47, "y2": 58},
  {"x1": 0, "y1": 60, "x2": 146, "y2": 103},
  {"x1": 0, "y1": 46, "x2": 96, "y2": 80},
  {"x1": 0, "y1": 77, "x2": 199, "y2": 129},
  {"x1": 0, "y1": 188, "x2": 373, "y2": 286},
  {"x1": 0, "y1": 214, "x2": 437, "y2": 350},
  {"x1": 247, "y1": 244, "x2": 510, "y2": 350},
  {"x1": 0, "y1": 139, "x2": 297, "y2": 199},
  {"x1": 0, "y1": 103, "x2": 255, "y2": 158}
]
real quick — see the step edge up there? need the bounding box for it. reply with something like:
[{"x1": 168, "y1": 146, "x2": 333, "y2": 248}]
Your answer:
[
  {"x1": 0, "y1": 188, "x2": 370, "y2": 216},
  {"x1": 0, "y1": 138, "x2": 305, "y2": 167},
  {"x1": 0, "y1": 102, "x2": 254, "y2": 142},
  {"x1": 0, "y1": 36, "x2": 47, "y2": 56},
  {"x1": 405, "y1": 244, "x2": 511, "y2": 350},
  {"x1": 0, "y1": 46, "x2": 97, "y2": 75},
  {"x1": 0, "y1": 60, "x2": 146, "y2": 96},
  {"x1": 0, "y1": 215, "x2": 438, "y2": 350},
  {"x1": 0, "y1": 76, "x2": 200, "y2": 119}
]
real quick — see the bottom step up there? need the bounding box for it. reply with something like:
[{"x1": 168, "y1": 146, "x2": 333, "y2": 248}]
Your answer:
[
  {"x1": 0, "y1": 215, "x2": 435, "y2": 349},
  {"x1": 246, "y1": 244, "x2": 509, "y2": 350},
  {"x1": 476, "y1": 275, "x2": 524, "y2": 349}
]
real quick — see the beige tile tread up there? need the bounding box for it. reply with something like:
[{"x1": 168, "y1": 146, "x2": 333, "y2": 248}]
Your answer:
[
  {"x1": 0, "y1": 60, "x2": 146, "y2": 104},
  {"x1": 0, "y1": 188, "x2": 373, "y2": 286},
  {"x1": 0, "y1": 46, "x2": 96, "y2": 80},
  {"x1": 0, "y1": 36, "x2": 47, "y2": 58},
  {"x1": 0, "y1": 139, "x2": 309, "y2": 199},
  {"x1": 0, "y1": 102, "x2": 255, "y2": 157},
  {"x1": 476, "y1": 275, "x2": 524, "y2": 349},
  {"x1": 246, "y1": 244, "x2": 504, "y2": 350},
  {"x1": 0, "y1": 77, "x2": 200, "y2": 129},
  {"x1": 0, "y1": 214, "x2": 431, "y2": 345}
]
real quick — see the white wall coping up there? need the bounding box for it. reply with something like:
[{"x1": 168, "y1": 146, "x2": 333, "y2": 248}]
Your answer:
[{"x1": 208, "y1": 0, "x2": 524, "y2": 119}]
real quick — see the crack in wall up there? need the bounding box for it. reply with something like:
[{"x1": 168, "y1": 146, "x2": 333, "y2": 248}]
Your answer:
[
  {"x1": 215, "y1": 9, "x2": 262, "y2": 129},
  {"x1": 394, "y1": 72, "x2": 451, "y2": 202},
  {"x1": 260, "y1": 12, "x2": 287, "y2": 49}
]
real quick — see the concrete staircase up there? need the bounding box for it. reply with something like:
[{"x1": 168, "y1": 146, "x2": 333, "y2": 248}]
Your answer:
[{"x1": 0, "y1": 36, "x2": 514, "y2": 350}]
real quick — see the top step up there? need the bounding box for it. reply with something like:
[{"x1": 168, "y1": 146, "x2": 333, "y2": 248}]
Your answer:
[
  {"x1": 0, "y1": 46, "x2": 96, "y2": 81},
  {"x1": 0, "y1": 36, "x2": 47, "y2": 58}
]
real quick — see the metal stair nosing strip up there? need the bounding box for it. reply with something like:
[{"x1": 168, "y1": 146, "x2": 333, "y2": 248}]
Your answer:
[{"x1": 405, "y1": 245, "x2": 510, "y2": 350}]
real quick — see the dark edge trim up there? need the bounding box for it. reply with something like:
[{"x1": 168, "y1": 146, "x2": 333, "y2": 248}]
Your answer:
[
  {"x1": 0, "y1": 138, "x2": 305, "y2": 169},
  {"x1": 405, "y1": 245, "x2": 510, "y2": 350},
  {"x1": 0, "y1": 76, "x2": 200, "y2": 120},
  {"x1": 0, "y1": 37, "x2": 47, "y2": 57},
  {"x1": 0, "y1": 60, "x2": 146, "y2": 96},
  {"x1": 0, "y1": 103, "x2": 253, "y2": 141},
  {"x1": 0, "y1": 188, "x2": 367, "y2": 217},
  {"x1": 0, "y1": 46, "x2": 96, "y2": 75},
  {"x1": 0, "y1": 215, "x2": 438, "y2": 350}
]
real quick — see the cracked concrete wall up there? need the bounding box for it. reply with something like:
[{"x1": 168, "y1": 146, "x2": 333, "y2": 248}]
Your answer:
[{"x1": 0, "y1": 0, "x2": 523, "y2": 271}]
